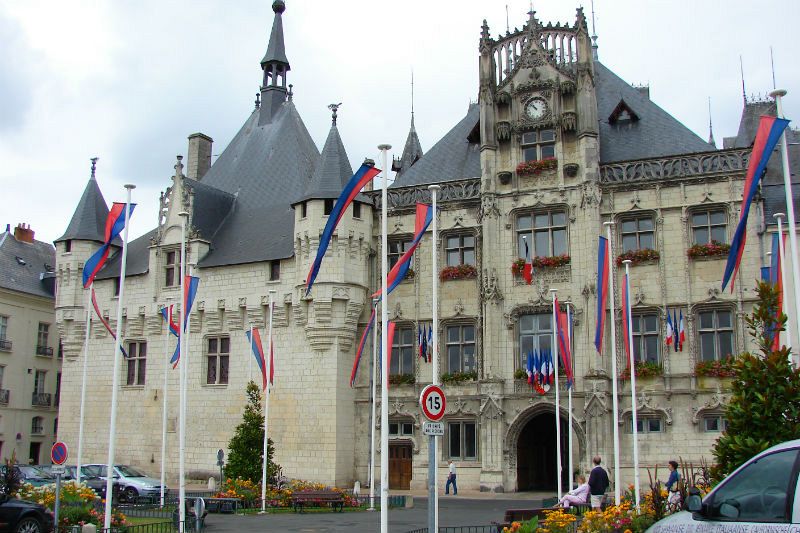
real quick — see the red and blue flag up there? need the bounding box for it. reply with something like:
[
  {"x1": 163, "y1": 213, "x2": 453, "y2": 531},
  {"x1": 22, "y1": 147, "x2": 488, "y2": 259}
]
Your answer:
[
  {"x1": 306, "y1": 163, "x2": 381, "y2": 295},
  {"x1": 768, "y1": 232, "x2": 786, "y2": 350},
  {"x1": 90, "y1": 287, "x2": 128, "y2": 358},
  {"x1": 621, "y1": 272, "x2": 633, "y2": 367},
  {"x1": 183, "y1": 275, "x2": 200, "y2": 333},
  {"x1": 245, "y1": 327, "x2": 268, "y2": 390},
  {"x1": 350, "y1": 306, "x2": 376, "y2": 387},
  {"x1": 160, "y1": 304, "x2": 180, "y2": 367},
  {"x1": 373, "y1": 203, "x2": 433, "y2": 298},
  {"x1": 722, "y1": 115, "x2": 790, "y2": 291},
  {"x1": 82, "y1": 202, "x2": 136, "y2": 288},
  {"x1": 555, "y1": 298, "x2": 574, "y2": 388},
  {"x1": 595, "y1": 236, "x2": 610, "y2": 353}
]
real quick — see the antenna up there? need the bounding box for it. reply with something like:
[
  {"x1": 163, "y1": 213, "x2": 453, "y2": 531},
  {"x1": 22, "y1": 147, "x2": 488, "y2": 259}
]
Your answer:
[
  {"x1": 770, "y1": 46, "x2": 776, "y2": 90},
  {"x1": 708, "y1": 96, "x2": 716, "y2": 147},
  {"x1": 411, "y1": 69, "x2": 415, "y2": 120},
  {"x1": 506, "y1": 5, "x2": 510, "y2": 33},
  {"x1": 590, "y1": 0, "x2": 599, "y2": 58},
  {"x1": 739, "y1": 55, "x2": 747, "y2": 104}
]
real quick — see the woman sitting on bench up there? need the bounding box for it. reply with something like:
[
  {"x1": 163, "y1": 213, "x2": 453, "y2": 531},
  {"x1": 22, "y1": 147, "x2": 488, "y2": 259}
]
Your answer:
[{"x1": 554, "y1": 475, "x2": 589, "y2": 508}]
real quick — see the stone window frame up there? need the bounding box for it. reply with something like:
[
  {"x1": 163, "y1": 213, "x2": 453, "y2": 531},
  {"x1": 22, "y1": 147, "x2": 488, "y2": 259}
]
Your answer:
[
  {"x1": 445, "y1": 418, "x2": 479, "y2": 461},
  {"x1": 625, "y1": 415, "x2": 664, "y2": 434},
  {"x1": 162, "y1": 247, "x2": 180, "y2": 289},
  {"x1": 36, "y1": 323, "x2": 50, "y2": 354},
  {"x1": 323, "y1": 199, "x2": 334, "y2": 216},
  {"x1": 352, "y1": 202, "x2": 362, "y2": 219},
  {"x1": 513, "y1": 205, "x2": 570, "y2": 260},
  {"x1": 390, "y1": 322, "x2": 416, "y2": 377},
  {"x1": 443, "y1": 321, "x2": 477, "y2": 375},
  {"x1": 694, "y1": 304, "x2": 736, "y2": 363},
  {"x1": 269, "y1": 260, "x2": 281, "y2": 282},
  {"x1": 31, "y1": 416, "x2": 44, "y2": 435},
  {"x1": 516, "y1": 307, "x2": 556, "y2": 372},
  {"x1": 521, "y1": 129, "x2": 556, "y2": 162},
  {"x1": 630, "y1": 309, "x2": 661, "y2": 365},
  {"x1": 441, "y1": 230, "x2": 477, "y2": 268},
  {"x1": 125, "y1": 340, "x2": 147, "y2": 387},
  {"x1": 387, "y1": 237, "x2": 414, "y2": 270},
  {"x1": 33, "y1": 370, "x2": 46, "y2": 395},
  {"x1": 688, "y1": 205, "x2": 729, "y2": 246},
  {"x1": 388, "y1": 418, "x2": 415, "y2": 438},
  {"x1": 701, "y1": 414, "x2": 728, "y2": 433},
  {"x1": 617, "y1": 211, "x2": 657, "y2": 253},
  {"x1": 205, "y1": 335, "x2": 231, "y2": 386}
]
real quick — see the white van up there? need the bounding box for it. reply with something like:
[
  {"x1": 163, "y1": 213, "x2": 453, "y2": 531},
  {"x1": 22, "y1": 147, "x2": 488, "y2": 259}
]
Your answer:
[{"x1": 647, "y1": 439, "x2": 800, "y2": 531}]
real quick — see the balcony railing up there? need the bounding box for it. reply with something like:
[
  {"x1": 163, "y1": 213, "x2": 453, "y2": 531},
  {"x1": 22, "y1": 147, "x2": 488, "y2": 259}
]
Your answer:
[
  {"x1": 0, "y1": 339, "x2": 11, "y2": 352},
  {"x1": 31, "y1": 392, "x2": 51, "y2": 407},
  {"x1": 31, "y1": 426, "x2": 44, "y2": 436},
  {"x1": 36, "y1": 345, "x2": 53, "y2": 356},
  {"x1": 0, "y1": 389, "x2": 9, "y2": 404}
]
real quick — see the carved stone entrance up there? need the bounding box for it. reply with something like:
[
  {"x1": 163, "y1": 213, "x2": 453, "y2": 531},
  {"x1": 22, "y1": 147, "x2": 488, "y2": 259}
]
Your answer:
[{"x1": 516, "y1": 411, "x2": 568, "y2": 491}]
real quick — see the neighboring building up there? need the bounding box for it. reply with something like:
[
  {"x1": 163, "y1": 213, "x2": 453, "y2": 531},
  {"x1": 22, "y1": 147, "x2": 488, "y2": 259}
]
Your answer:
[
  {"x1": 55, "y1": 2, "x2": 787, "y2": 492},
  {"x1": 0, "y1": 224, "x2": 59, "y2": 464}
]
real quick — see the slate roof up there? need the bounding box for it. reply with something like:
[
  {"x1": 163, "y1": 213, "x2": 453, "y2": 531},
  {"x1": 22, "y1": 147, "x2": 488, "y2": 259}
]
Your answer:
[
  {"x1": 94, "y1": 228, "x2": 157, "y2": 280},
  {"x1": 55, "y1": 176, "x2": 110, "y2": 244},
  {"x1": 594, "y1": 61, "x2": 713, "y2": 163},
  {"x1": 0, "y1": 229, "x2": 56, "y2": 299},
  {"x1": 391, "y1": 104, "x2": 481, "y2": 188},
  {"x1": 393, "y1": 116, "x2": 424, "y2": 177},
  {"x1": 295, "y1": 123, "x2": 353, "y2": 203}
]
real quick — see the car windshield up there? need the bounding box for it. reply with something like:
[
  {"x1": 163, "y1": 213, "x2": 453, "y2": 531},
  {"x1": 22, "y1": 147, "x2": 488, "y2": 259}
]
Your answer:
[
  {"x1": 116, "y1": 465, "x2": 146, "y2": 477},
  {"x1": 82, "y1": 465, "x2": 103, "y2": 477},
  {"x1": 19, "y1": 466, "x2": 52, "y2": 479}
]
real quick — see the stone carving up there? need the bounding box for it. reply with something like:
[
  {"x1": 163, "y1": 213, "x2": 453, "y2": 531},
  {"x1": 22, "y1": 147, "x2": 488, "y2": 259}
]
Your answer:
[
  {"x1": 453, "y1": 299, "x2": 465, "y2": 316},
  {"x1": 372, "y1": 179, "x2": 481, "y2": 210},
  {"x1": 496, "y1": 121, "x2": 512, "y2": 141},
  {"x1": 480, "y1": 394, "x2": 504, "y2": 420},
  {"x1": 392, "y1": 302, "x2": 403, "y2": 320},
  {"x1": 332, "y1": 286, "x2": 350, "y2": 299},
  {"x1": 691, "y1": 390, "x2": 729, "y2": 424},
  {"x1": 619, "y1": 391, "x2": 673, "y2": 426},
  {"x1": 600, "y1": 149, "x2": 748, "y2": 184},
  {"x1": 481, "y1": 269, "x2": 503, "y2": 304},
  {"x1": 560, "y1": 111, "x2": 577, "y2": 132},
  {"x1": 449, "y1": 397, "x2": 477, "y2": 416},
  {"x1": 478, "y1": 193, "x2": 501, "y2": 221},
  {"x1": 580, "y1": 182, "x2": 602, "y2": 208}
]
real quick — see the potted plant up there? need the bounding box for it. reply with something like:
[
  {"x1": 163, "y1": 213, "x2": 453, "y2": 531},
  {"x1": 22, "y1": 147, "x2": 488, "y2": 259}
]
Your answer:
[
  {"x1": 687, "y1": 241, "x2": 731, "y2": 259},
  {"x1": 532, "y1": 254, "x2": 571, "y2": 269},
  {"x1": 439, "y1": 264, "x2": 478, "y2": 281},
  {"x1": 388, "y1": 373, "x2": 415, "y2": 385},
  {"x1": 616, "y1": 248, "x2": 660, "y2": 266},
  {"x1": 515, "y1": 158, "x2": 558, "y2": 177},
  {"x1": 440, "y1": 371, "x2": 478, "y2": 384},
  {"x1": 620, "y1": 361, "x2": 663, "y2": 380}
]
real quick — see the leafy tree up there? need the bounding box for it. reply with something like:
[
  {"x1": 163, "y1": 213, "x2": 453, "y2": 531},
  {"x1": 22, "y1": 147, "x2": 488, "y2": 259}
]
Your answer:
[
  {"x1": 225, "y1": 381, "x2": 280, "y2": 484},
  {"x1": 712, "y1": 280, "x2": 800, "y2": 478},
  {"x1": 0, "y1": 451, "x2": 22, "y2": 495}
]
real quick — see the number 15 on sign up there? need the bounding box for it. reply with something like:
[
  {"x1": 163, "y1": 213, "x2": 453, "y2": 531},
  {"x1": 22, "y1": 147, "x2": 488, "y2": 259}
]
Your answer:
[{"x1": 420, "y1": 384, "x2": 446, "y2": 422}]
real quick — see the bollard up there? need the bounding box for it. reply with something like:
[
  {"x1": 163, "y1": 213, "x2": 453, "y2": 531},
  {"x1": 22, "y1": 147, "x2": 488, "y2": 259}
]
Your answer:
[
  {"x1": 207, "y1": 477, "x2": 216, "y2": 491},
  {"x1": 82, "y1": 523, "x2": 97, "y2": 533}
]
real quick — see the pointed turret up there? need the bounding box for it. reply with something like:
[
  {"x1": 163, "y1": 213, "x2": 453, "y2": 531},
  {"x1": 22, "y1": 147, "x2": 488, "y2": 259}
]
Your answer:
[
  {"x1": 392, "y1": 115, "x2": 424, "y2": 176},
  {"x1": 56, "y1": 158, "x2": 110, "y2": 244},
  {"x1": 295, "y1": 104, "x2": 353, "y2": 203},
  {"x1": 259, "y1": 0, "x2": 291, "y2": 125}
]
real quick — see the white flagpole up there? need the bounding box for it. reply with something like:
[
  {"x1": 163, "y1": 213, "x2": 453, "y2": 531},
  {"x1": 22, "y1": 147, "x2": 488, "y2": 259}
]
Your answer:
[
  {"x1": 770, "y1": 89, "x2": 800, "y2": 361},
  {"x1": 249, "y1": 322, "x2": 254, "y2": 382},
  {"x1": 177, "y1": 211, "x2": 188, "y2": 532},
  {"x1": 604, "y1": 221, "x2": 621, "y2": 505},
  {"x1": 369, "y1": 298, "x2": 379, "y2": 511},
  {"x1": 622, "y1": 260, "x2": 641, "y2": 509},
  {"x1": 429, "y1": 184, "x2": 440, "y2": 533},
  {"x1": 775, "y1": 214, "x2": 793, "y2": 363},
  {"x1": 567, "y1": 303, "x2": 574, "y2": 490},
  {"x1": 160, "y1": 299, "x2": 172, "y2": 508},
  {"x1": 378, "y1": 145, "x2": 391, "y2": 533},
  {"x1": 261, "y1": 290, "x2": 275, "y2": 513},
  {"x1": 103, "y1": 184, "x2": 135, "y2": 530},
  {"x1": 76, "y1": 286, "x2": 92, "y2": 485},
  {"x1": 551, "y1": 290, "x2": 562, "y2": 500}
]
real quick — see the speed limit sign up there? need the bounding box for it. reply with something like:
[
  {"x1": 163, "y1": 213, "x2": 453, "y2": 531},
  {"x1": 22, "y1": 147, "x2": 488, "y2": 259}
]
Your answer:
[{"x1": 420, "y1": 384, "x2": 447, "y2": 421}]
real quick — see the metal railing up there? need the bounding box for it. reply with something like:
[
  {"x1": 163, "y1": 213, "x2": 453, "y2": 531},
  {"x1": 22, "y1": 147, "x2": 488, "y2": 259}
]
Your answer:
[
  {"x1": 36, "y1": 345, "x2": 53, "y2": 356},
  {"x1": 405, "y1": 527, "x2": 500, "y2": 533},
  {"x1": 62, "y1": 520, "x2": 189, "y2": 533},
  {"x1": 0, "y1": 389, "x2": 9, "y2": 404},
  {"x1": 32, "y1": 392, "x2": 51, "y2": 407},
  {"x1": 0, "y1": 339, "x2": 11, "y2": 351}
]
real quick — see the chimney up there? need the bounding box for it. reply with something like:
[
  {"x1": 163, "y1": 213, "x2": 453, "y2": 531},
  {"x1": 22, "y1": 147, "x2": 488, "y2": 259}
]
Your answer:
[
  {"x1": 14, "y1": 223, "x2": 34, "y2": 243},
  {"x1": 187, "y1": 133, "x2": 214, "y2": 180}
]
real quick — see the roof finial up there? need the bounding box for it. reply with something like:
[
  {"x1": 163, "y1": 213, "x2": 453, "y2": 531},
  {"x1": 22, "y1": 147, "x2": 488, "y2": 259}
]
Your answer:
[
  {"x1": 175, "y1": 155, "x2": 184, "y2": 177},
  {"x1": 90, "y1": 157, "x2": 99, "y2": 180},
  {"x1": 707, "y1": 96, "x2": 716, "y2": 148},
  {"x1": 591, "y1": 0, "x2": 599, "y2": 59},
  {"x1": 255, "y1": 92, "x2": 261, "y2": 109},
  {"x1": 288, "y1": 84, "x2": 293, "y2": 101},
  {"x1": 272, "y1": 0, "x2": 285, "y2": 14},
  {"x1": 411, "y1": 69, "x2": 415, "y2": 123},
  {"x1": 328, "y1": 103, "x2": 342, "y2": 126},
  {"x1": 506, "y1": 5, "x2": 510, "y2": 33},
  {"x1": 770, "y1": 46, "x2": 777, "y2": 90}
]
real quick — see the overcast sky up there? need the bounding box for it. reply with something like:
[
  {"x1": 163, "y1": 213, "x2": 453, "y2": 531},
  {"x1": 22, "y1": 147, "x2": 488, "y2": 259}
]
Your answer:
[{"x1": 1, "y1": 0, "x2": 798, "y2": 245}]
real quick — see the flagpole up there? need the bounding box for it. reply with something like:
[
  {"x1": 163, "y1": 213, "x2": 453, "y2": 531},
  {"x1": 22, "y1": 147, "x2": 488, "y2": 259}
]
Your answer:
[
  {"x1": 378, "y1": 144, "x2": 391, "y2": 533},
  {"x1": 160, "y1": 298, "x2": 172, "y2": 508},
  {"x1": 566, "y1": 302, "x2": 574, "y2": 490},
  {"x1": 622, "y1": 260, "x2": 641, "y2": 509},
  {"x1": 249, "y1": 322, "x2": 254, "y2": 382},
  {"x1": 177, "y1": 211, "x2": 188, "y2": 532},
  {"x1": 103, "y1": 184, "x2": 135, "y2": 530},
  {"x1": 76, "y1": 286, "x2": 92, "y2": 485},
  {"x1": 369, "y1": 298, "x2": 379, "y2": 511},
  {"x1": 429, "y1": 184, "x2": 441, "y2": 533},
  {"x1": 770, "y1": 89, "x2": 800, "y2": 358},
  {"x1": 775, "y1": 213, "x2": 793, "y2": 363},
  {"x1": 551, "y1": 289, "x2": 562, "y2": 500},
  {"x1": 261, "y1": 290, "x2": 275, "y2": 513},
  {"x1": 603, "y1": 221, "x2": 621, "y2": 505}
]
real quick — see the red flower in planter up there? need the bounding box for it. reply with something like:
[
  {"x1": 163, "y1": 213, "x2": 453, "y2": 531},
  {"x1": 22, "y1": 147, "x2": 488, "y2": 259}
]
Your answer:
[
  {"x1": 440, "y1": 264, "x2": 478, "y2": 281},
  {"x1": 516, "y1": 158, "x2": 558, "y2": 177},
  {"x1": 616, "y1": 249, "x2": 659, "y2": 266},
  {"x1": 687, "y1": 241, "x2": 731, "y2": 259}
]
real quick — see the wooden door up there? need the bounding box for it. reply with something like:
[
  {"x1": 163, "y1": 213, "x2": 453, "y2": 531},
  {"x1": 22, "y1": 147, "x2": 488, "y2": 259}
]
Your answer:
[{"x1": 389, "y1": 443, "x2": 412, "y2": 489}]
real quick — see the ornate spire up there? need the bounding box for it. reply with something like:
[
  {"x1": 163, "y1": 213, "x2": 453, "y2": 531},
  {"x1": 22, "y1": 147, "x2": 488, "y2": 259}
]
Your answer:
[
  {"x1": 295, "y1": 105, "x2": 353, "y2": 203},
  {"x1": 259, "y1": 0, "x2": 291, "y2": 125},
  {"x1": 55, "y1": 157, "x2": 110, "y2": 243},
  {"x1": 708, "y1": 97, "x2": 716, "y2": 148}
]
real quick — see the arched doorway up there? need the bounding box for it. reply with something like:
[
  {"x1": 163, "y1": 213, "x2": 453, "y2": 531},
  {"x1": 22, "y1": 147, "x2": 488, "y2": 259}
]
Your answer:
[{"x1": 516, "y1": 411, "x2": 568, "y2": 491}]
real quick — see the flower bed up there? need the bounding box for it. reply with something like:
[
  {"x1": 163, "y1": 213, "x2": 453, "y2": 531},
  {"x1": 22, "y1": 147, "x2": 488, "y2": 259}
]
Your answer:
[
  {"x1": 695, "y1": 355, "x2": 737, "y2": 377},
  {"x1": 616, "y1": 248, "x2": 659, "y2": 266},
  {"x1": 620, "y1": 361, "x2": 663, "y2": 380},
  {"x1": 439, "y1": 264, "x2": 478, "y2": 281},
  {"x1": 516, "y1": 158, "x2": 558, "y2": 177},
  {"x1": 219, "y1": 478, "x2": 360, "y2": 509},
  {"x1": 440, "y1": 371, "x2": 478, "y2": 384},
  {"x1": 389, "y1": 373, "x2": 415, "y2": 385},
  {"x1": 687, "y1": 241, "x2": 730, "y2": 259},
  {"x1": 16, "y1": 481, "x2": 128, "y2": 530}
]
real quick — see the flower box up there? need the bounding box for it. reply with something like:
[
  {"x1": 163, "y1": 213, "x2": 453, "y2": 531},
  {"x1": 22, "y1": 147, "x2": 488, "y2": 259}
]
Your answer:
[
  {"x1": 687, "y1": 241, "x2": 730, "y2": 259},
  {"x1": 439, "y1": 264, "x2": 478, "y2": 281},
  {"x1": 440, "y1": 371, "x2": 478, "y2": 384},
  {"x1": 532, "y1": 254, "x2": 570, "y2": 269},
  {"x1": 389, "y1": 373, "x2": 415, "y2": 385},
  {"x1": 695, "y1": 355, "x2": 737, "y2": 378},
  {"x1": 616, "y1": 249, "x2": 659, "y2": 266},
  {"x1": 620, "y1": 361, "x2": 663, "y2": 380},
  {"x1": 516, "y1": 158, "x2": 557, "y2": 177}
]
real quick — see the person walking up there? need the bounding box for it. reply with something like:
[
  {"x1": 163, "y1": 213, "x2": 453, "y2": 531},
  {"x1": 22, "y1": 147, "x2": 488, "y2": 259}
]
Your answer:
[
  {"x1": 554, "y1": 475, "x2": 589, "y2": 508},
  {"x1": 587, "y1": 456, "x2": 610, "y2": 509},
  {"x1": 445, "y1": 460, "x2": 457, "y2": 495},
  {"x1": 665, "y1": 460, "x2": 681, "y2": 508}
]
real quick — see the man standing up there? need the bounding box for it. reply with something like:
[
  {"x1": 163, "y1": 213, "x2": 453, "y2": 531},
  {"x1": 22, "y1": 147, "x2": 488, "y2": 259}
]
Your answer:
[
  {"x1": 587, "y1": 455, "x2": 609, "y2": 509},
  {"x1": 445, "y1": 460, "x2": 457, "y2": 495}
]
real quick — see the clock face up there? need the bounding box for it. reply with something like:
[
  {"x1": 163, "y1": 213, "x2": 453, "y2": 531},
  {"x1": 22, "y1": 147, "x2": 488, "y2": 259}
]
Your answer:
[{"x1": 525, "y1": 97, "x2": 548, "y2": 119}]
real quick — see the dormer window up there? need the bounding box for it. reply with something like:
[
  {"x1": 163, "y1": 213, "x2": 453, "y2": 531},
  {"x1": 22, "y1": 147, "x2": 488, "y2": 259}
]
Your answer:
[
  {"x1": 608, "y1": 99, "x2": 640, "y2": 125},
  {"x1": 164, "y1": 250, "x2": 178, "y2": 287},
  {"x1": 521, "y1": 130, "x2": 555, "y2": 162}
]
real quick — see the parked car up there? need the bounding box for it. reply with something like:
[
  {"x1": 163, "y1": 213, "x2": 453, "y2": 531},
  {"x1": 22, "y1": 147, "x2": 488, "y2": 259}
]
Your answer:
[
  {"x1": 647, "y1": 439, "x2": 800, "y2": 531},
  {"x1": 0, "y1": 466, "x2": 53, "y2": 488},
  {"x1": 85, "y1": 464, "x2": 167, "y2": 502},
  {"x1": 0, "y1": 493, "x2": 53, "y2": 533},
  {"x1": 36, "y1": 465, "x2": 120, "y2": 501}
]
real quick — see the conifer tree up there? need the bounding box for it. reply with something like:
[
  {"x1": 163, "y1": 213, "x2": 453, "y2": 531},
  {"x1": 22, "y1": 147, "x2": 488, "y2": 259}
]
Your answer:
[
  {"x1": 225, "y1": 381, "x2": 280, "y2": 484},
  {"x1": 712, "y1": 280, "x2": 800, "y2": 478}
]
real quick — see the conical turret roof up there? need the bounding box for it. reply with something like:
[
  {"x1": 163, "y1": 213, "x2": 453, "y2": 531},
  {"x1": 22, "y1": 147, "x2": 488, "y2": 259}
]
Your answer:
[
  {"x1": 56, "y1": 170, "x2": 110, "y2": 244},
  {"x1": 261, "y1": 0, "x2": 290, "y2": 67},
  {"x1": 393, "y1": 115, "x2": 424, "y2": 176},
  {"x1": 295, "y1": 122, "x2": 353, "y2": 203}
]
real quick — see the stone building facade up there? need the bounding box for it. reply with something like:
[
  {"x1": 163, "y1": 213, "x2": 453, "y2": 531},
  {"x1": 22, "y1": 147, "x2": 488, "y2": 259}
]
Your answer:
[{"x1": 55, "y1": 3, "x2": 782, "y2": 493}]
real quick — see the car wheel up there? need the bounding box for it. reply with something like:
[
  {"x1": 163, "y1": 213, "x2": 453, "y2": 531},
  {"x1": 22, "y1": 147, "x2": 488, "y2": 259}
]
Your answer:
[
  {"x1": 124, "y1": 486, "x2": 138, "y2": 502},
  {"x1": 15, "y1": 517, "x2": 42, "y2": 533}
]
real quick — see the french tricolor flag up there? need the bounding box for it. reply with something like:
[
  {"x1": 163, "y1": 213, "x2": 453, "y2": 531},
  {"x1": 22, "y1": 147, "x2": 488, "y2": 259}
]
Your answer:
[
  {"x1": 722, "y1": 115, "x2": 790, "y2": 291},
  {"x1": 594, "y1": 236, "x2": 610, "y2": 354},
  {"x1": 82, "y1": 202, "x2": 136, "y2": 288}
]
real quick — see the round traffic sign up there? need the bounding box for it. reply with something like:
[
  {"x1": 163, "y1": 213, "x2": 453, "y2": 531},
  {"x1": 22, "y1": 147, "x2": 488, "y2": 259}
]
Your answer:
[
  {"x1": 419, "y1": 384, "x2": 447, "y2": 422},
  {"x1": 51, "y1": 442, "x2": 68, "y2": 465}
]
